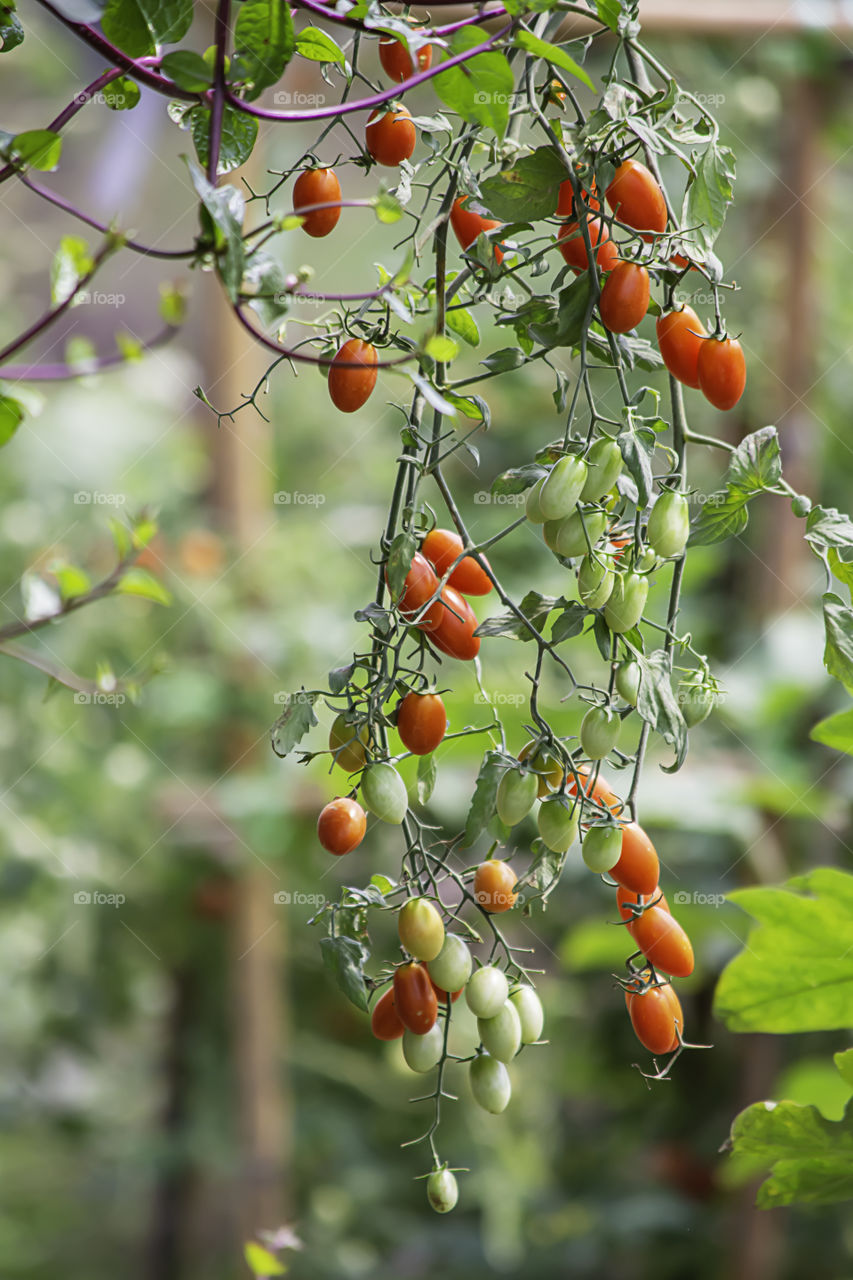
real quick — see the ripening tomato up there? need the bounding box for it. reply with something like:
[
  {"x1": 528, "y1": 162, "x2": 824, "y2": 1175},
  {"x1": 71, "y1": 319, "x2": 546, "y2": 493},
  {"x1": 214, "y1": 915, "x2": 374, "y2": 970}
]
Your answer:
[
  {"x1": 393, "y1": 961, "x2": 438, "y2": 1034},
  {"x1": 421, "y1": 528, "x2": 492, "y2": 595},
  {"x1": 427, "y1": 1167, "x2": 459, "y2": 1214},
  {"x1": 580, "y1": 705, "x2": 621, "y2": 760},
  {"x1": 465, "y1": 965, "x2": 509, "y2": 1018},
  {"x1": 328, "y1": 338, "x2": 378, "y2": 412},
  {"x1": 473, "y1": 860, "x2": 517, "y2": 914},
  {"x1": 317, "y1": 797, "x2": 367, "y2": 855},
  {"x1": 329, "y1": 713, "x2": 370, "y2": 772},
  {"x1": 519, "y1": 739, "x2": 564, "y2": 796},
  {"x1": 398, "y1": 897, "x2": 445, "y2": 961},
  {"x1": 599, "y1": 261, "x2": 650, "y2": 334},
  {"x1": 469, "y1": 1053, "x2": 511, "y2": 1113},
  {"x1": 450, "y1": 196, "x2": 504, "y2": 263},
  {"x1": 427, "y1": 934, "x2": 472, "y2": 994},
  {"x1": 630, "y1": 906, "x2": 694, "y2": 977},
  {"x1": 567, "y1": 766, "x2": 621, "y2": 812},
  {"x1": 395, "y1": 551, "x2": 443, "y2": 631},
  {"x1": 430, "y1": 586, "x2": 480, "y2": 661},
  {"x1": 558, "y1": 218, "x2": 619, "y2": 273},
  {"x1": 611, "y1": 821, "x2": 660, "y2": 896},
  {"x1": 378, "y1": 32, "x2": 432, "y2": 82},
  {"x1": 292, "y1": 167, "x2": 341, "y2": 238},
  {"x1": 605, "y1": 158, "x2": 667, "y2": 235},
  {"x1": 397, "y1": 691, "x2": 447, "y2": 755},
  {"x1": 647, "y1": 490, "x2": 690, "y2": 560},
  {"x1": 428, "y1": 975, "x2": 463, "y2": 1004},
  {"x1": 697, "y1": 335, "x2": 747, "y2": 411},
  {"x1": 626, "y1": 982, "x2": 683, "y2": 1054},
  {"x1": 616, "y1": 884, "x2": 670, "y2": 922},
  {"x1": 656, "y1": 305, "x2": 706, "y2": 389},
  {"x1": 365, "y1": 103, "x2": 416, "y2": 166},
  {"x1": 371, "y1": 986, "x2": 404, "y2": 1040},
  {"x1": 557, "y1": 174, "x2": 600, "y2": 218},
  {"x1": 496, "y1": 767, "x2": 538, "y2": 826},
  {"x1": 581, "y1": 437, "x2": 623, "y2": 502},
  {"x1": 478, "y1": 1000, "x2": 521, "y2": 1063}
]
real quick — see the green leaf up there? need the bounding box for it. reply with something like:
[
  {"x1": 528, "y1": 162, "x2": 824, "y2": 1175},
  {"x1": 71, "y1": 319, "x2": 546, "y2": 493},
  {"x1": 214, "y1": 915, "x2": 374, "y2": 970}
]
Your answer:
[
  {"x1": 371, "y1": 190, "x2": 403, "y2": 224},
  {"x1": 491, "y1": 462, "x2": 545, "y2": 496},
  {"x1": 234, "y1": 0, "x2": 295, "y2": 98},
  {"x1": 633, "y1": 648, "x2": 686, "y2": 770},
  {"x1": 618, "y1": 429, "x2": 654, "y2": 507},
  {"x1": 9, "y1": 128, "x2": 62, "y2": 171},
  {"x1": 822, "y1": 594, "x2": 853, "y2": 694},
  {"x1": 689, "y1": 427, "x2": 781, "y2": 547},
  {"x1": 810, "y1": 706, "x2": 853, "y2": 756},
  {"x1": 682, "y1": 138, "x2": 736, "y2": 253},
  {"x1": 424, "y1": 334, "x2": 459, "y2": 363},
  {"x1": 295, "y1": 25, "x2": 346, "y2": 65},
  {"x1": 101, "y1": 75, "x2": 141, "y2": 109},
  {"x1": 435, "y1": 28, "x2": 515, "y2": 139},
  {"x1": 594, "y1": 0, "x2": 623, "y2": 32},
  {"x1": 244, "y1": 1241, "x2": 287, "y2": 1276},
  {"x1": 689, "y1": 491, "x2": 749, "y2": 546},
  {"x1": 159, "y1": 281, "x2": 187, "y2": 326},
  {"x1": 727, "y1": 1096, "x2": 853, "y2": 1209},
  {"x1": 50, "y1": 236, "x2": 92, "y2": 305},
  {"x1": 462, "y1": 751, "x2": 504, "y2": 847},
  {"x1": 714, "y1": 868, "x2": 853, "y2": 1033},
  {"x1": 0, "y1": 385, "x2": 25, "y2": 446},
  {"x1": 50, "y1": 562, "x2": 91, "y2": 600},
  {"x1": 551, "y1": 602, "x2": 588, "y2": 644},
  {"x1": 109, "y1": 518, "x2": 132, "y2": 560},
  {"x1": 186, "y1": 160, "x2": 245, "y2": 300},
  {"x1": 479, "y1": 146, "x2": 567, "y2": 222},
  {"x1": 475, "y1": 591, "x2": 558, "y2": 642},
  {"x1": 445, "y1": 307, "x2": 480, "y2": 348},
  {"x1": 417, "y1": 752, "x2": 437, "y2": 805},
  {"x1": 481, "y1": 347, "x2": 526, "y2": 374},
  {"x1": 512, "y1": 30, "x2": 594, "y2": 90},
  {"x1": 160, "y1": 50, "x2": 213, "y2": 91},
  {"x1": 101, "y1": 0, "x2": 192, "y2": 56},
  {"x1": 270, "y1": 689, "x2": 319, "y2": 756},
  {"x1": 241, "y1": 250, "x2": 290, "y2": 326},
  {"x1": 116, "y1": 567, "x2": 172, "y2": 605},
  {"x1": 0, "y1": 1, "x2": 24, "y2": 52},
  {"x1": 805, "y1": 506, "x2": 853, "y2": 568},
  {"x1": 320, "y1": 934, "x2": 370, "y2": 1012},
  {"x1": 385, "y1": 530, "x2": 418, "y2": 602},
  {"x1": 190, "y1": 104, "x2": 258, "y2": 175},
  {"x1": 518, "y1": 841, "x2": 567, "y2": 909},
  {"x1": 836, "y1": 1050, "x2": 853, "y2": 1091}
]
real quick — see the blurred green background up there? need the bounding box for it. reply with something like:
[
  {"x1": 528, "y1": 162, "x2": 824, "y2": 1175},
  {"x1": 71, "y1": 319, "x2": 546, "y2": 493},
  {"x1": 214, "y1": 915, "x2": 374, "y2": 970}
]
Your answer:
[{"x1": 1, "y1": 5, "x2": 853, "y2": 1278}]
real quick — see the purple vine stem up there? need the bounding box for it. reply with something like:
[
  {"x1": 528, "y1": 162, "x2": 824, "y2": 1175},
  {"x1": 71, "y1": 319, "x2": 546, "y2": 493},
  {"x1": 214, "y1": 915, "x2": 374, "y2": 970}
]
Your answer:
[{"x1": 0, "y1": 326, "x2": 179, "y2": 382}]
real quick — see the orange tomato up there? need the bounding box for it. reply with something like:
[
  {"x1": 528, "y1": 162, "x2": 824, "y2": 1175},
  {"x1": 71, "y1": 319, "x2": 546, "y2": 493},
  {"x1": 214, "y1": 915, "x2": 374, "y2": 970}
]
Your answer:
[
  {"x1": 656, "y1": 305, "x2": 706, "y2": 389},
  {"x1": 626, "y1": 982, "x2": 683, "y2": 1054},
  {"x1": 379, "y1": 33, "x2": 432, "y2": 82},
  {"x1": 473, "y1": 860, "x2": 518, "y2": 913},
  {"x1": 328, "y1": 338, "x2": 378, "y2": 412},
  {"x1": 397, "y1": 691, "x2": 447, "y2": 755},
  {"x1": 365, "y1": 104, "x2": 416, "y2": 166},
  {"x1": 605, "y1": 158, "x2": 667, "y2": 235},
  {"x1": 292, "y1": 167, "x2": 342, "y2": 238},
  {"x1": 371, "y1": 987, "x2": 405, "y2": 1040},
  {"x1": 430, "y1": 586, "x2": 480, "y2": 661},
  {"x1": 393, "y1": 961, "x2": 439, "y2": 1033},
  {"x1": 317, "y1": 797, "x2": 367, "y2": 855},
  {"x1": 558, "y1": 218, "x2": 619, "y2": 274},
  {"x1": 631, "y1": 907, "x2": 694, "y2": 977},
  {"x1": 449, "y1": 196, "x2": 504, "y2": 264},
  {"x1": 421, "y1": 527, "x2": 492, "y2": 596},
  {"x1": 611, "y1": 822, "x2": 660, "y2": 896}
]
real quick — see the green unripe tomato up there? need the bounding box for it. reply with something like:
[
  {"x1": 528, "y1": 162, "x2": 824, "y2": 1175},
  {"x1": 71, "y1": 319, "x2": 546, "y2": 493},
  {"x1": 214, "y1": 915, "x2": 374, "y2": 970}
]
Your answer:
[
  {"x1": 791, "y1": 493, "x2": 812, "y2": 518},
  {"x1": 427, "y1": 1167, "x2": 459, "y2": 1214},
  {"x1": 202, "y1": 45, "x2": 230, "y2": 73},
  {"x1": 581, "y1": 438, "x2": 623, "y2": 502},
  {"x1": 361, "y1": 762, "x2": 408, "y2": 823},
  {"x1": 580, "y1": 705, "x2": 621, "y2": 760},
  {"x1": 647, "y1": 490, "x2": 690, "y2": 559},
  {"x1": 478, "y1": 999, "x2": 522, "y2": 1063},
  {"x1": 469, "y1": 1053, "x2": 511, "y2": 1114},
  {"x1": 496, "y1": 767, "x2": 538, "y2": 827},
  {"x1": 465, "y1": 965, "x2": 509, "y2": 1019},
  {"x1": 398, "y1": 897, "x2": 445, "y2": 961},
  {"x1": 554, "y1": 509, "x2": 608, "y2": 559},
  {"x1": 578, "y1": 555, "x2": 614, "y2": 609},
  {"x1": 615, "y1": 659, "x2": 641, "y2": 706},
  {"x1": 427, "y1": 934, "x2": 472, "y2": 993},
  {"x1": 509, "y1": 985, "x2": 544, "y2": 1043},
  {"x1": 539, "y1": 455, "x2": 588, "y2": 521},
  {"x1": 525, "y1": 476, "x2": 548, "y2": 523},
  {"x1": 537, "y1": 795, "x2": 579, "y2": 853},
  {"x1": 634, "y1": 546, "x2": 659, "y2": 573},
  {"x1": 604, "y1": 572, "x2": 649, "y2": 633},
  {"x1": 679, "y1": 679, "x2": 717, "y2": 727},
  {"x1": 582, "y1": 823, "x2": 623, "y2": 873},
  {"x1": 402, "y1": 1023, "x2": 444, "y2": 1073}
]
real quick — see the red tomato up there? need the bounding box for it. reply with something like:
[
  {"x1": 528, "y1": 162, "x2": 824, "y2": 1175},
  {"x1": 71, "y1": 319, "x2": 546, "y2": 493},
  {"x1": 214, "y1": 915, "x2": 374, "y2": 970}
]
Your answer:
[
  {"x1": 631, "y1": 907, "x2": 694, "y2": 977},
  {"x1": 558, "y1": 218, "x2": 619, "y2": 274},
  {"x1": 397, "y1": 691, "x2": 447, "y2": 755},
  {"x1": 599, "y1": 261, "x2": 650, "y2": 333},
  {"x1": 566, "y1": 767, "x2": 621, "y2": 812},
  {"x1": 605, "y1": 158, "x2": 667, "y2": 235},
  {"x1": 393, "y1": 961, "x2": 439, "y2": 1033},
  {"x1": 328, "y1": 338, "x2": 378, "y2": 412},
  {"x1": 371, "y1": 987, "x2": 404, "y2": 1040},
  {"x1": 429, "y1": 975, "x2": 463, "y2": 1004},
  {"x1": 365, "y1": 104, "x2": 416, "y2": 166},
  {"x1": 697, "y1": 336, "x2": 746, "y2": 411},
  {"x1": 472, "y1": 860, "x2": 518, "y2": 913},
  {"x1": 317, "y1": 797, "x2": 367, "y2": 855},
  {"x1": 292, "y1": 167, "x2": 341, "y2": 239},
  {"x1": 611, "y1": 822, "x2": 660, "y2": 896},
  {"x1": 431, "y1": 586, "x2": 480, "y2": 661},
  {"x1": 394, "y1": 551, "x2": 443, "y2": 631},
  {"x1": 616, "y1": 885, "x2": 670, "y2": 922},
  {"x1": 626, "y1": 983, "x2": 683, "y2": 1054},
  {"x1": 557, "y1": 174, "x2": 600, "y2": 218},
  {"x1": 379, "y1": 33, "x2": 432, "y2": 82},
  {"x1": 656, "y1": 305, "x2": 706, "y2": 389},
  {"x1": 421, "y1": 527, "x2": 492, "y2": 596},
  {"x1": 450, "y1": 196, "x2": 504, "y2": 264}
]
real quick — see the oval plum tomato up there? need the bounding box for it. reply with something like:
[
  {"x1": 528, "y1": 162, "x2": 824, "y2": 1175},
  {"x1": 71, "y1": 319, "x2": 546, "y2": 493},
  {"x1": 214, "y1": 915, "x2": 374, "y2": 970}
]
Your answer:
[
  {"x1": 630, "y1": 906, "x2": 694, "y2": 977},
  {"x1": 697, "y1": 335, "x2": 747, "y2": 411},
  {"x1": 398, "y1": 897, "x2": 445, "y2": 962},
  {"x1": 421, "y1": 528, "x2": 492, "y2": 595},
  {"x1": 548, "y1": 509, "x2": 608, "y2": 560},
  {"x1": 402, "y1": 1024, "x2": 444, "y2": 1073},
  {"x1": 615, "y1": 659, "x2": 641, "y2": 706},
  {"x1": 616, "y1": 884, "x2": 670, "y2": 923},
  {"x1": 378, "y1": 32, "x2": 432, "y2": 82},
  {"x1": 496, "y1": 767, "x2": 538, "y2": 826},
  {"x1": 427, "y1": 934, "x2": 472, "y2": 994},
  {"x1": 611, "y1": 821, "x2": 660, "y2": 895},
  {"x1": 428, "y1": 975, "x2": 463, "y2": 1004},
  {"x1": 604, "y1": 572, "x2": 649, "y2": 634},
  {"x1": 558, "y1": 218, "x2": 619, "y2": 274},
  {"x1": 582, "y1": 824, "x2": 623, "y2": 873},
  {"x1": 580, "y1": 705, "x2": 621, "y2": 760},
  {"x1": 395, "y1": 551, "x2": 443, "y2": 631},
  {"x1": 599, "y1": 261, "x2": 650, "y2": 334},
  {"x1": 393, "y1": 961, "x2": 438, "y2": 1034},
  {"x1": 427, "y1": 1167, "x2": 459, "y2": 1214},
  {"x1": 581, "y1": 437, "x2": 623, "y2": 502},
  {"x1": 525, "y1": 476, "x2": 548, "y2": 523},
  {"x1": 469, "y1": 1053, "x2": 511, "y2": 1114},
  {"x1": 360, "y1": 762, "x2": 408, "y2": 824},
  {"x1": 317, "y1": 797, "x2": 367, "y2": 855},
  {"x1": 473, "y1": 860, "x2": 518, "y2": 914},
  {"x1": 679, "y1": 678, "x2": 717, "y2": 728},
  {"x1": 397, "y1": 691, "x2": 446, "y2": 756},
  {"x1": 538, "y1": 795, "x2": 579, "y2": 853},
  {"x1": 328, "y1": 338, "x2": 378, "y2": 412},
  {"x1": 365, "y1": 103, "x2": 416, "y2": 166},
  {"x1": 647, "y1": 489, "x2": 690, "y2": 560},
  {"x1": 567, "y1": 766, "x2": 621, "y2": 812},
  {"x1": 329, "y1": 713, "x2": 370, "y2": 772},
  {"x1": 518, "y1": 739, "x2": 564, "y2": 797},
  {"x1": 371, "y1": 987, "x2": 404, "y2": 1040},
  {"x1": 539, "y1": 455, "x2": 588, "y2": 521},
  {"x1": 465, "y1": 965, "x2": 509, "y2": 1018},
  {"x1": 605, "y1": 158, "x2": 667, "y2": 235},
  {"x1": 292, "y1": 167, "x2": 341, "y2": 238},
  {"x1": 478, "y1": 1000, "x2": 521, "y2": 1063},
  {"x1": 430, "y1": 586, "x2": 480, "y2": 661},
  {"x1": 509, "y1": 985, "x2": 544, "y2": 1043},
  {"x1": 578, "y1": 555, "x2": 614, "y2": 609},
  {"x1": 656, "y1": 305, "x2": 706, "y2": 389},
  {"x1": 450, "y1": 196, "x2": 504, "y2": 263},
  {"x1": 557, "y1": 173, "x2": 600, "y2": 218},
  {"x1": 626, "y1": 983, "x2": 683, "y2": 1054}
]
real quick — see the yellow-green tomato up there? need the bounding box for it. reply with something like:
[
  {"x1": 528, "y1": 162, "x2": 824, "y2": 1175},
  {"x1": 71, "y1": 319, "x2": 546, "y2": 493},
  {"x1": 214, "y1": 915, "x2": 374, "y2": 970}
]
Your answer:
[
  {"x1": 478, "y1": 999, "x2": 522, "y2": 1063},
  {"x1": 402, "y1": 1023, "x2": 444, "y2": 1073},
  {"x1": 465, "y1": 965, "x2": 509, "y2": 1019},
  {"x1": 582, "y1": 823, "x2": 623, "y2": 873},
  {"x1": 427, "y1": 1167, "x2": 459, "y2": 1214},
  {"x1": 578, "y1": 555, "x2": 614, "y2": 609},
  {"x1": 329, "y1": 713, "x2": 370, "y2": 772},
  {"x1": 647, "y1": 489, "x2": 690, "y2": 559},
  {"x1": 398, "y1": 897, "x2": 445, "y2": 961},
  {"x1": 615, "y1": 659, "x2": 641, "y2": 705},
  {"x1": 553, "y1": 509, "x2": 608, "y2": 559},
  {"x1": 581, "y1": 438, "x2": 623, "y2": 501},
  {"x1": 537, "y1": 795, "x2": 579, "y2": 853},
  {"x1": 427, "y1": 934, "x2": 472, "y2": 993},
  {"x1": 580, "y1": 706, "x2": 621, "y2": 760},
  {"x1": 525, "y1": 476, "x2": 548, "y2": 523},
  {"x1": 604, "y1": 572, "x2": 648, "y2": 634},
  {"x1": 361, "y1": 762, "x2": 408, "y2": 823},
  {"x1": 509, "y1": 985, "x2": 544, "y2": 1043},
  {"x1": 496, "y1": 767, "x2": 538, "y2": 826},
  {"x1": 469, "y1": 1053, "x2": 511, "y2": 1114},
  {"x1": 539, "y1": 455, "x2": 588, "y2": 521}
]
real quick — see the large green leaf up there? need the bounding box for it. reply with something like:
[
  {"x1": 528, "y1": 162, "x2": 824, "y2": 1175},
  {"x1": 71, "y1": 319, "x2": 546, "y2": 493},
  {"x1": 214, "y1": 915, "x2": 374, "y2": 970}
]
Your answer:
[
  {"x1": 633, "y1": 648, "x2": 686, "y2": 769},
  {"x1": 234, "y1": 0, "x2": 294, "y2": 99},
  {"x1": 434, "y1": 28, "x2": 515, "y2": 139},
  {"x1": 682, "y1": 134, "x2": 736, "y2": 253},
  {"x1": 0, "y1": 2, "x2": 24, "y2": 53},
  {"x1": 810, "y1": 706, "x2": 853, "y2": 756},
  {"x1": 479, "y1": 147, "x2": 566, "y2": 222},
  {"x1": 512, "y1": 30, "x2": 593, "y2": 90},
  {"x1": 186, "y1": 160, "x2": 245, "y2": 299},
  {"x1": 728, "y1": 1090, "x2": 853, "y2": 1208},
  {"x1": 462, "y1": 751, "x2": 504, "y2": 847},
  {"x1": 101, "y1": 0, "x2": 193, "y2": 57},
  {"x1": 822, "y1": 594, "x2": 853, "y2": 694},
  {"x1": 689, "y1": 426, "x2": 781, "y2": 546},
  {"x1": 320, "y1": 935, "x2": 370, "y2": 1012},
  {"x1": 270, "y1": 689, "x2": 319, "y2": 757},
  {"x1": 190, "y1": 104, "x2": 258, "y2": 175}
]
